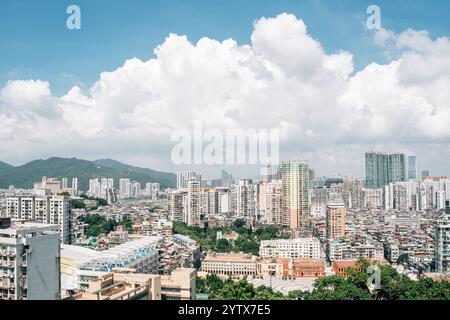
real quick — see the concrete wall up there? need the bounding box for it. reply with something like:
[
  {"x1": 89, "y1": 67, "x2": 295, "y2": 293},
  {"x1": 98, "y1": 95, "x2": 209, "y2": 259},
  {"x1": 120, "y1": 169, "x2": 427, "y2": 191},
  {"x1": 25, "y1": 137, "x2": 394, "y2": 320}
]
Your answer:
[{"x1": 26, "y1": 233, "x2": 60, "y2": 300}]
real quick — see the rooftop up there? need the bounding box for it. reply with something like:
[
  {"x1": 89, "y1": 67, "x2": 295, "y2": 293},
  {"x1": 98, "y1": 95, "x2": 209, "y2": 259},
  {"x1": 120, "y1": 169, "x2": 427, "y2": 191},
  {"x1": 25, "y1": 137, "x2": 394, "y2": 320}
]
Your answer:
[
  {"x1": 61, "y1": 237, "x2": 162, "y2": 273},
  {"x1": 0, "y1": 218, "x2": 60, "y2": 236}
]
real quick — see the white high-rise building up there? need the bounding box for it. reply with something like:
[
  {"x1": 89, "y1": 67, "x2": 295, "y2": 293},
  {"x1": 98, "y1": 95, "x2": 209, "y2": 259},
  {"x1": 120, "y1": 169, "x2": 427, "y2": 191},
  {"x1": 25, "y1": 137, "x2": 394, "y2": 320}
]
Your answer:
[
  {"x1": 435, "y1": 210, "x2": 450, "y2": 273},
  {"x1": 148, "y1": 183, "x2": 160, "y2": 200},
  {"x1": 436, "y1": 191, "x2": 446, "y2": 210},
  {"x1": 145, "y1": 183, "x2": 152, "y2": 197},
  {"x1": 133, "y1": 182, "x2": 141, "y2": 197},
  {"x1": 88, "y1": 178, "x2": 99, "y2": 197},
  {"x1": 5, "y1": 195, "x2": 71, "y2": 244},
  {"x1": 71, "y1": 178, "x2": 78, "y2": 195},
  {"x1": 265, "y1": 164, "x2": 281, "y2": 182},
  {"x1": 217, "y1": 188, "x2": 230, "y2": 214},
  {"x1": 89, "y1": 178, "x2": 115, "y2": 200},
  {"x1": 177, "y1": 171, "x2": 201, "y2": 190},
  {"x1": 187, "y1": 179, "x2": 201, "y2": 226},
  {"x1": 0, "y1": 218, "x2": 61, "y2": 300},
  {"x1": 119, "y1": 179, "x2": 130, "y2": 198},
  {"x1": 234, "y1": 179, "x2": 255, "y2": 218},
  {"x1": 258, "y1": 180, "x2": 282, "y2": 225},
  {"x1": 168, "y1": 190, "x2": 186, "y2": 221},
  {"x1": 61, "y1": 177, "x2": 68, "y2": 189}
]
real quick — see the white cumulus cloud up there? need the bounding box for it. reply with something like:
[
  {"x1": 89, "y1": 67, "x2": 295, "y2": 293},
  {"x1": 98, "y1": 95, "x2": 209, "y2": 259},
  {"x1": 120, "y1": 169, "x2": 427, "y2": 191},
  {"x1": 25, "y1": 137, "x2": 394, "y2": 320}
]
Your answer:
[{"x1": 1, "y1": 13, "x2": 450, "y2": 178}]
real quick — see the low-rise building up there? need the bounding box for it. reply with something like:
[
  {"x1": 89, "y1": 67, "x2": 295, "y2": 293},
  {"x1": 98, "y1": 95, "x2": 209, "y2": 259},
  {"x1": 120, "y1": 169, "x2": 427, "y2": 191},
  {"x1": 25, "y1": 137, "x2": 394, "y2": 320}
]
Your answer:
[
  {"x1": 201, "y1": 253, "x2": 258, "y2": 278},
  {"x1": 258, "y1": 259, "x2": 284, "y2": 279},
  {"x1": 279, "y1": 258, "x2": 325, "y2": 278},
  {"x1": 160, "y1": 267, "x2": 196, "y2": 300},
  {"x1": 66, "y1": 267, "x2": 197, "y2": 300},
  {"x1": 61, "y1": 237, "x2": 161, "y2": 291},
  {"x1": 332, "y1": 260, "x2": 362, "y2": 277},
  {"x1": 67, "y1": 268, "x2": 161, "y2": 300},
  {"x1": 332, "y1": 259, "x2": 387, "y2": 277},
  {"x1": 328, "y1": 240, "x2": 384, "y2": 261}
]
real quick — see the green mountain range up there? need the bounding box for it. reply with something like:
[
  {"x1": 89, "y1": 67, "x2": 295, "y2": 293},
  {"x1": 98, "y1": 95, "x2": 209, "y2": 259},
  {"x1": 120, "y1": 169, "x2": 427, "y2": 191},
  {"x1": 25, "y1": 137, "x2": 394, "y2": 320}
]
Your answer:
[
  {"x1": 0, "y1": 157, "x2": 176, "y2": 191},
  {"x1": 0, "y1": 161, "x2": 14, "y2": 174}
]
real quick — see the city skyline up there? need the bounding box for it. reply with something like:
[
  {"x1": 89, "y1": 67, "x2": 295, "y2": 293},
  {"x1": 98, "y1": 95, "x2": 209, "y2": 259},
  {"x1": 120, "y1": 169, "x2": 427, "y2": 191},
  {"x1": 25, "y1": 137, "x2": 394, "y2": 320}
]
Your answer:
[
  {"x1": 0, "y1": 151, "x2": 440, "y2": 188},
  {"x1": 0, "y1": 151, "x2": 441, "y2": 183}
]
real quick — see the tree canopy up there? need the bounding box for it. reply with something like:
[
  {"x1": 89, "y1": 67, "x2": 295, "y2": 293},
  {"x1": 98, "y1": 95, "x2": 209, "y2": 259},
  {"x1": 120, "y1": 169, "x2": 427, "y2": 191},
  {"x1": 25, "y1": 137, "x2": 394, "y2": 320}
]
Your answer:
[
  {"x1": 79, "y1": 214, "x2": 134, "y2": 236},
  {"x1": 172, "y1": 221, "x2": 289, "y2": 255}
]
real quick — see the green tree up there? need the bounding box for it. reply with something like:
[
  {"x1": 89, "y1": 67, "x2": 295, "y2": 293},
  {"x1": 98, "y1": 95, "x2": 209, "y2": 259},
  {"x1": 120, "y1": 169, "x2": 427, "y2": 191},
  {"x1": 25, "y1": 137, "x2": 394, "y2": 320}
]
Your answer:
[
  {"x1": 117, "y1": 219, "x2": 134, "y2": 233},
  {"x1": 196, "y1": 274, "x2": 226, "y2": 295},
  {"x1": 254, "y1": 286, "x2": 285, "y2": 300},
  {"x1": 216, "y1": 238, "x2": 232, "y2": 253},
  {"x1": 69, "y1": 199, "x2": 86, "y2": 209},
  {"x1": 301, "y1": 275, "x2": 373, "y2": 300},
  {"x1": 397, "y1": 253, "x2": 410, "y2": 265},
  {"x1": 81, "y1": 214, "x2": 118, "y2": 237},
  {"x1": 210, "y1": 279, "x2": 256, "y2": 300},
  {"x1": 233, "y1": 219, "x2": 246, "y2": 229}
]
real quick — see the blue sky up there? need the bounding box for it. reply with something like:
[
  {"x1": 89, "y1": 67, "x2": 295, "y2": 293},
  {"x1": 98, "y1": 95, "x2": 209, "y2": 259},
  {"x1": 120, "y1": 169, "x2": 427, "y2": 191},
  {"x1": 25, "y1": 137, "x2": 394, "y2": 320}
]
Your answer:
[{"x1": 1, "y1": 0, "x2": 449, "y2": 95}]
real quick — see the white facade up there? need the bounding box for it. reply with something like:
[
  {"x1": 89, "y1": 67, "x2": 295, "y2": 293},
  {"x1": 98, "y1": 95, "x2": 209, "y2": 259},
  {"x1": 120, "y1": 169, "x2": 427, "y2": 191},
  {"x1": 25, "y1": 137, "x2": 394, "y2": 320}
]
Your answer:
[
  {"x1": 0, "y1": 219, "x2": 61, "y2": 300},
  {"x1": 187, "y1": 179, "x2": 201, "y2": 226},
  {"x1": 61, "y1": 237, "x2": 161, "y2": 290},
  {"x1": 258, "y1": 180, "x2": 282, "y2": 225},
  {"x1": 217, "y1": 189, "x2": 230, "y2": 214},
  {"x1": 71, "y1": 178, "x2": 78, "y2": 195},
  {"x1": 5, "y1": 196, "x2": 71, "y2": 244},
  {"x1": 177, "y1": 171, "x2": 201, "y2": 190},
  {"x1": 259, "y1": 237, "x2": 321, "y2": 259},
  {"x1": 233, "y1": 179, "x2": 255, "y2": 218},
  {"x1": 435, "y1": 215, "x2": 450, "y2": 272}
]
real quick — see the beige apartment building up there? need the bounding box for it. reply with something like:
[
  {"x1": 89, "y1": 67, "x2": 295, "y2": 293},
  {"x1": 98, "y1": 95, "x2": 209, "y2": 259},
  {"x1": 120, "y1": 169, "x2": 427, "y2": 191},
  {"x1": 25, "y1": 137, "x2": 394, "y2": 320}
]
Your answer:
[
  {"x1": 68, "y1": 269, "x2": 161, "y2": 300},
  {"x1": 326, "y1": 202, "x2": 346, "y2": 241},
  {"x1": 68, "y1": 267, "x2": 196, "y2": 300},
  {"x1": 160, "y1": 267, "x2": 196, "y2": 300},
  {"x1": 281, "y1": 161, "x2": 310, "y2": 229},
  {"x1": 200, "y1": 253, "x2": 258, "y2": 278}
]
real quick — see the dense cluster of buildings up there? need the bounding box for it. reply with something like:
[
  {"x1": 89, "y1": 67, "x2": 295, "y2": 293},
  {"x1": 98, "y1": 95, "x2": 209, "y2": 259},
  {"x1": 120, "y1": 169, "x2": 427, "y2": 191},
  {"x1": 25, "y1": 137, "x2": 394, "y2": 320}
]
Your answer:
[
  {"x1": 88, "y1": 178, "x2": 161, "y2": 202},
  {"x1": 1, "y1": 151, "x2": 450, "y2": 300},
  {"x1": 0, "y1": 215, "x2": 199, "y2": 301},
  {"x1": 168, "y1": 160, "x2": 311, "y2": 229}
]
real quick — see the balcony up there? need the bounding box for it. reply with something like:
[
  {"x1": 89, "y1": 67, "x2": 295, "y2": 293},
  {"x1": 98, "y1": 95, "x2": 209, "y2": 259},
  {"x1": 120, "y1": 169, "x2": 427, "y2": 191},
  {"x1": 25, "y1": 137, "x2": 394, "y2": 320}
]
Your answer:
[
  {"x1": 0, "y1": 283, "x2": 9, "y2": 289},
  {"x1": 0, "y1": 261, "x2": 16, "y2": 268}
]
